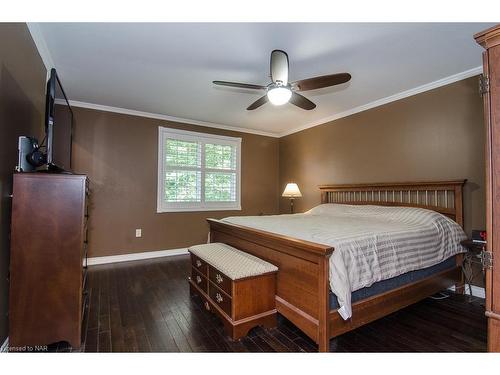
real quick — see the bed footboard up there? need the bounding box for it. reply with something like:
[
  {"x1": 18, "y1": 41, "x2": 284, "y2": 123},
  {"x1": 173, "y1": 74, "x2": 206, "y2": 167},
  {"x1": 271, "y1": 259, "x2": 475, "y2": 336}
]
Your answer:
[{"x1": 207, "y1": 218, "x2": 333, "y2": 351}]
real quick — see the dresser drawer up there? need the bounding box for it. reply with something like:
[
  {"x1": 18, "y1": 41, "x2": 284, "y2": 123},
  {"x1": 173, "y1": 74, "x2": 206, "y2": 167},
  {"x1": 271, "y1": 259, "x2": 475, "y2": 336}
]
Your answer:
[
  {"x1": 191, "y1": 254, "x2": 208, "y2": 274},
  {"x1": 208, "y1": 266, "x2": 232, "y2": 296},
  {"x1": 191, "y1": 267, "x2": 208, "y2": 293},
  {"x1": 209, "y1": 284, "x2": 232, "y2": 317}
]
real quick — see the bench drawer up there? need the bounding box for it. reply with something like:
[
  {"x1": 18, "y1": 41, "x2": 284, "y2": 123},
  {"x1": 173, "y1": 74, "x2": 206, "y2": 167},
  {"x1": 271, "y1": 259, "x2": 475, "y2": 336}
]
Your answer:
[
  {"x1": 191, "y1": 254, "x2": 208, "y2": 274},
  {"x1": 209, "y1": 284, "x2": 232, "y2": 317},
  {"x1": 191, "y1": 267, "x2": 208, "y2": 293},
  {"x1": 208, "y1": 266, "x2": 232, "y2": 296},
  {"x1": 188, "y1": 244, "x2": 278, "y2": 340}
]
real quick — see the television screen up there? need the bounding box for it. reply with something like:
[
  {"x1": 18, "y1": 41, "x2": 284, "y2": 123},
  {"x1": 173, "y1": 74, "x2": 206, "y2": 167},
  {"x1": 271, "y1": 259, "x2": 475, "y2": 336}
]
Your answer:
[{"x1": 46, "y1": 68, "x2": 73, "y2": 172}]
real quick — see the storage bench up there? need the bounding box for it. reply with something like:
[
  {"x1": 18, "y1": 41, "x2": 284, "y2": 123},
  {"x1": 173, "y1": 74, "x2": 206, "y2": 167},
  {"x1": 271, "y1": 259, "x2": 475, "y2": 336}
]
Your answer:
[{"x1": 188, "y1": 242, "x2": 278, "y2": 340}]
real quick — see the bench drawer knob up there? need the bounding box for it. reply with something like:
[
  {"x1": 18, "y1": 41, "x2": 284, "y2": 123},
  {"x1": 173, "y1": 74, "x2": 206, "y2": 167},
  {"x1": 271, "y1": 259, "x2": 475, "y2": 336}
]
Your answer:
[
  {"x1": 215, "y1": 293, "x2": 223, "y2": 303},
  {"x1": 196, "y1": 276, "x2": 202, "y2": 284},
  {"x1": 215, "y1": 273, "x2": 223, "y2": 284},
  {"x1": 196, "y1": 260, "x2": 202, "y2": 267}
]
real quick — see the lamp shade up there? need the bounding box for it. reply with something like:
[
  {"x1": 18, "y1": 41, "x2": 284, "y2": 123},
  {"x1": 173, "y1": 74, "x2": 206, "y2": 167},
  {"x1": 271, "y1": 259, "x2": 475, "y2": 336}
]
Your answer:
[{"x1": 282, "y1": 183, "x2": 302, "y2": 198}]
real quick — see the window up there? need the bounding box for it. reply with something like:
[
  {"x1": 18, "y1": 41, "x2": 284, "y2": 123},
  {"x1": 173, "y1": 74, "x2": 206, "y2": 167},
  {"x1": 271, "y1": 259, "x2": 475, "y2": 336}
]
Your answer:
[{"x1": 157, "y1": 127, "x2": 241, "y2": 212}]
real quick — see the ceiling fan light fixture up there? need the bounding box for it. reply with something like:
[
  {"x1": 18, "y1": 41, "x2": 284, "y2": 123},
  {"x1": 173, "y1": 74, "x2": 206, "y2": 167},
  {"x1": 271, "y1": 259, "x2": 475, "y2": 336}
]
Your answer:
[
  {"x1": 267, "y1": 87, "x2": 292, "y2": 106},
  {"x1": 213, "y1": 49, "x2": 351, "y2": 110}
]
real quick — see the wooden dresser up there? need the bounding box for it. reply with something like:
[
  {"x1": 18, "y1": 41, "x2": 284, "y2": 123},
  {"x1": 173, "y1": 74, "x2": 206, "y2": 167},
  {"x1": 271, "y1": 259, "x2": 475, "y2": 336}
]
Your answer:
[{"x1": 9, "y1": 173, "x2": 89, "y2": 349}]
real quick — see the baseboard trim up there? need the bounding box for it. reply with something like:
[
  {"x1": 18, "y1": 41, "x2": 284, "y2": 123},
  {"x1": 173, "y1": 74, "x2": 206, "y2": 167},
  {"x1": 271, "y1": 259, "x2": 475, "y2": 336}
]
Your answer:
[
  {"x1": 1, "y1": 337, "x2": 8, "y2": 353},
  {"x1": 448, "y1": 284, "x2": 486, "y2": 299},
  {"x1": 87, "y1": 248, "x2": 189, "y2": 266}
]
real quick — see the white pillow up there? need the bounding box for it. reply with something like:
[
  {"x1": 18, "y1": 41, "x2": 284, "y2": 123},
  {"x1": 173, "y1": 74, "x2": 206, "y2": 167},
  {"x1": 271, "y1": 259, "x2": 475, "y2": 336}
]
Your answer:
[{"x1": 305, "y1": 203, "x2": 343, "y2": 215}]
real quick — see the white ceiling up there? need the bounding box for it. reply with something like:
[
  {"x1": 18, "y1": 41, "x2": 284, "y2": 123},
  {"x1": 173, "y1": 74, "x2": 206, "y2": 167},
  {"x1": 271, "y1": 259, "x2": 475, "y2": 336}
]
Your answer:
[{"x1": 35, "y1": 22, "x2": 493, "y2": 136}]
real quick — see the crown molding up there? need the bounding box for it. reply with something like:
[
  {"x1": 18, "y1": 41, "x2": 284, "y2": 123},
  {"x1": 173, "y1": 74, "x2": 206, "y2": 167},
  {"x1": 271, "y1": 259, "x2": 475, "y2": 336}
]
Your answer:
[
  {"x1": 27, "y1": 22, "x2": 278, "y2": 137},
  {"x1": 26, "y1": 22, "x2": 54, "y2": 73},
  {"x1": 28, "y1": 21, "x2": 482, "y2": 139},
  {"x1": 279, "y1": 66, "x2": 483, "y2": 137},
  {"x1": 67, "y1": 100, "x2": 280, "y2": 138},
  {"x1": 69, "y1": 67, "x2": 482, "y2": 139}
]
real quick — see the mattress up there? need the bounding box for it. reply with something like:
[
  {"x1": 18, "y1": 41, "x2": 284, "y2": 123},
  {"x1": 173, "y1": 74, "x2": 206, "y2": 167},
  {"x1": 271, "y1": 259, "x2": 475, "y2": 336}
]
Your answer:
[
  {"x1": 223, "y1": 203, "x2": 467, "y2": 320},
  {"x1": 329, "y1": 255, "x2": 457, "y2": 310}
]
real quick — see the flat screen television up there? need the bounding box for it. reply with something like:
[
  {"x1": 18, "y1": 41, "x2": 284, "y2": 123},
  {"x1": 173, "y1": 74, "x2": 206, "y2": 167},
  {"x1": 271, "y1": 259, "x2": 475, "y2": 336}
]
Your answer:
[{"x1": 45, "y1": 68, "x2": 74, "y2": 172}]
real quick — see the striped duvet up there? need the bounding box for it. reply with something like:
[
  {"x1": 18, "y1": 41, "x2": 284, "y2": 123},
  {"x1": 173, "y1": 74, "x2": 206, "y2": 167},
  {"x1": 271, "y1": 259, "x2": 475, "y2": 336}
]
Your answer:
[{"x1": 222, "y1": 204, "x2": 467, "y2": 320}]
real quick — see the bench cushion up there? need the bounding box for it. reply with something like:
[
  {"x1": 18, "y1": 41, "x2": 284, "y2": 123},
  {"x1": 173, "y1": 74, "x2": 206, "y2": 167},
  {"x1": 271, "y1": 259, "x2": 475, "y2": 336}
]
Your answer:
[{"x1": 188, "y1": 243, "x2": 278, "y2": 280}]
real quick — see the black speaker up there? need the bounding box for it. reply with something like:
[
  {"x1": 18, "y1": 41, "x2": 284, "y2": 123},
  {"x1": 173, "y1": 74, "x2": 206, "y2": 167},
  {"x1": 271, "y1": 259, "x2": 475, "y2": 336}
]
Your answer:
[
  {"x1": 27, "y1": 147, "x2": 47, "y2": 168},
  {"x1": 17, "y1": 136, "x2": 46, "y2": 172}
]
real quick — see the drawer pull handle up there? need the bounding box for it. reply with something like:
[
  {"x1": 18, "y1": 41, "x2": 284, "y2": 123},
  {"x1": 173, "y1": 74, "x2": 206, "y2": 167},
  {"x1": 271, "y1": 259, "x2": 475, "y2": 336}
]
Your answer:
[
  {"x1": 196, "y1": 260, "x2": 202, "y2": 267},
  {"x1": 196, "y1": 276, "x2": 202, "y2": 284},
  {"x1": 215, "y1": 293, "x2": 223, "y2": 303},
  {"x1": 215, "y1": 273, "x2": 223, "y2": 284}
]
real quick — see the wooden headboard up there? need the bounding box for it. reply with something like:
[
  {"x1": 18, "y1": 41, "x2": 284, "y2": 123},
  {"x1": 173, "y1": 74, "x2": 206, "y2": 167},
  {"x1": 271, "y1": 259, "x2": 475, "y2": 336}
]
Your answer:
[{"x1": 319, "y1": 180, "x2": 467, "y2": 227}]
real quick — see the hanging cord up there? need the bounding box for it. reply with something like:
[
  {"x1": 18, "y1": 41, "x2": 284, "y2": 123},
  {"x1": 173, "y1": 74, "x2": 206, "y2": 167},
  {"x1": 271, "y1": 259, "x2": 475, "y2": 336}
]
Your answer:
[
  {"x1": 462, "y1": 252, "x2": 482, "y2": 297},
  {"x1": 429, "y1": 292, "x2": 450, "y2": 300},
  {"x1": 38, "y1": 135, "x2": 47, "y2": 150}
]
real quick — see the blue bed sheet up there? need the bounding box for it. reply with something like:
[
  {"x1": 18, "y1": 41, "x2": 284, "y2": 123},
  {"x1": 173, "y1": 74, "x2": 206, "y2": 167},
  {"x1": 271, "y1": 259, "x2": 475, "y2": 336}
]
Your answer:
[{"x1": 329, "y1": 256, "x2": 457, "y2": 310}]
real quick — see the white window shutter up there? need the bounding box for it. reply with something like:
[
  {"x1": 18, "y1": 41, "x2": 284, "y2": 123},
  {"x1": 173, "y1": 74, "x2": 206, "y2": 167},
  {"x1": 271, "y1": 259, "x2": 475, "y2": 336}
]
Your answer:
[{"x1": 157, "y1": 127, "x2": 241, "y2": 212}]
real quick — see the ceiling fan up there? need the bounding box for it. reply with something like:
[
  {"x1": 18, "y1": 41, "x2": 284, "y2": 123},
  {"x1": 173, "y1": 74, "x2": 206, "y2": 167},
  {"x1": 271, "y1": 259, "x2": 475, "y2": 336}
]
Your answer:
[{"x1": 213, "y1": 50, "x2": 351, "y2": 111}]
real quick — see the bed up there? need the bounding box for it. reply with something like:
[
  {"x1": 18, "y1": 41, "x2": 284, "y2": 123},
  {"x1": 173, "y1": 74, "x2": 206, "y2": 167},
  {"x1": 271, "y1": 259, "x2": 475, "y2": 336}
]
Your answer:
[{"x1": 207, "y1": 180, "x2": 467, "y2": 352}]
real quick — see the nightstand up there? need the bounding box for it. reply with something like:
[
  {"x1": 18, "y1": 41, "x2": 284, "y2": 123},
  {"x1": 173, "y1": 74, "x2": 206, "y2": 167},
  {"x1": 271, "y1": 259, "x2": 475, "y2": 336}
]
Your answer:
[{"x1": 460, "y1": 239, "x2": 486, "y2": 301}]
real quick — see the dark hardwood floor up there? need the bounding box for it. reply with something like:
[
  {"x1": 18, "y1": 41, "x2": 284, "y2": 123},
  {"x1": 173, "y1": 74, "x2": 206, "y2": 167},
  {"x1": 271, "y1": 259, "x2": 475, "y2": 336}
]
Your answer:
[{"x1": 49, "y1": 254, "x2": 487, "y2": 352}]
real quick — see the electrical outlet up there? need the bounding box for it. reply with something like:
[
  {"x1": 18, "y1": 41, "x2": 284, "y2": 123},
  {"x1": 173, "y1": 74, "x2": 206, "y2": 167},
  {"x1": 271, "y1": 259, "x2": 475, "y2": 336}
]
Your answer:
[{"x1": 135, "y1": 228, "x2": 142, "y2": 238}]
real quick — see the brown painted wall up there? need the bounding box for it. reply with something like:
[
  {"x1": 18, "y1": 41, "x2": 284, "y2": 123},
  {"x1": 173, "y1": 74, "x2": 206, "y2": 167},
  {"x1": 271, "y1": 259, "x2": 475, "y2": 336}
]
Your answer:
[
  {"x1": 0, "y1": 25, "x2": 487, "y2": 346},
  {"x1": 77, "y1": 77, "x2": 485, "y2": 274},
  {"x1": 0, "y1": 23, "x2": 46, "y2": 345},
  {"x1": 279, "y1": 76, "x2": 485, "y2": 236},
  {"x1": 71, "y1": 107, "x2": 280, "y2": 257}
]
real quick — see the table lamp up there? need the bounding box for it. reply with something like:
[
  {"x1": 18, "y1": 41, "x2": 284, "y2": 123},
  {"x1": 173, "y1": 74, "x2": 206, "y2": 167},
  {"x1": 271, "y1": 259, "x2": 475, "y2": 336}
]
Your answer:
[{"x1": 282, "y1": 183, "x2": 302, "y2": 213}]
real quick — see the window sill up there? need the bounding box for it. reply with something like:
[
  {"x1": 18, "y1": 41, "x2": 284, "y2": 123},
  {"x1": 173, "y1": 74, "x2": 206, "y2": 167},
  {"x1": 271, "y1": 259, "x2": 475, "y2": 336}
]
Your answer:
[{"x1": 157, "y1": 205, "x2": 242, "y2": 213}]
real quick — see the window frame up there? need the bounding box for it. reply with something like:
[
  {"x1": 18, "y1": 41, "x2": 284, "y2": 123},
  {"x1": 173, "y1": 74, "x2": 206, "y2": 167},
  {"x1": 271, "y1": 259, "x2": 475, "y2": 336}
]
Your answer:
[{"x1": 157, "y1": 126, "x2": 242, "y2": 213}]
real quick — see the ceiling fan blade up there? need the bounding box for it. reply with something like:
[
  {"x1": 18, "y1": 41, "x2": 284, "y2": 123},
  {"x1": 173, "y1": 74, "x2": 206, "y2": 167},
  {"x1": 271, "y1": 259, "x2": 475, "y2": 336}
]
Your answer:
[
  {"x1": 213, "y1": 81, "x2": 266, "y2": 90},
  {"x1": 246, "y1": 95, "x2": 268, "y2": 110},
  {"x1": 292, "y1": 73, "x2": 351, "y2": 91},
  {"x1": 270, "y1": 50, "x2": 289, "y2": 85},
  {"x1": 290, "y1": 92, "x2": 316, "y2": 110}
]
